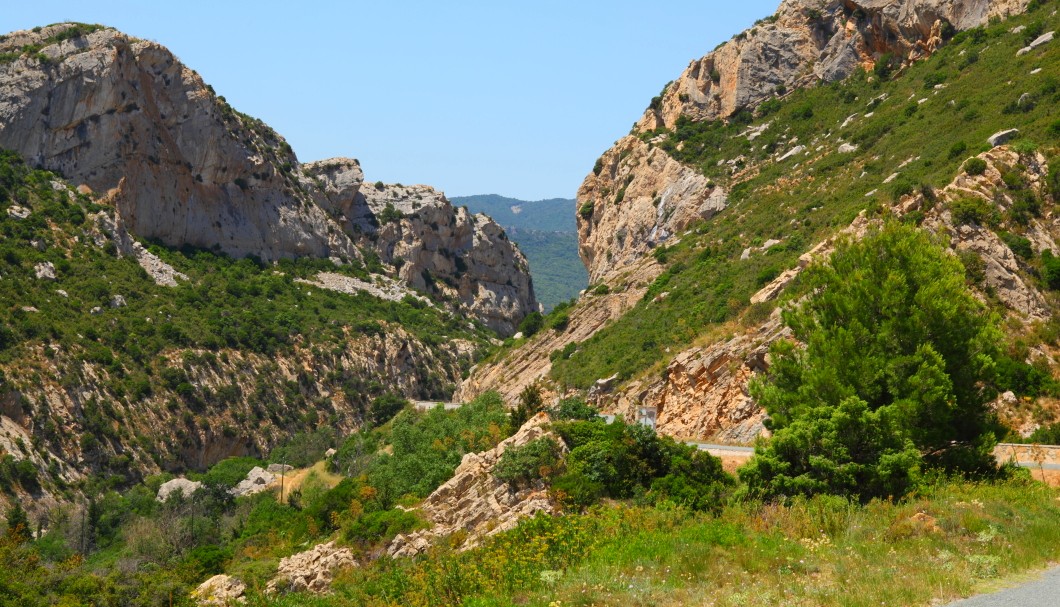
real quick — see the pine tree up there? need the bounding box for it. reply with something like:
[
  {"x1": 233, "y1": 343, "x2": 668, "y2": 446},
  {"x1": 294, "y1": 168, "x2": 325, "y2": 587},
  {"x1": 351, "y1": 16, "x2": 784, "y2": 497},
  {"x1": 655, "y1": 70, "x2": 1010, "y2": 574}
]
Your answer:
[{"x1": 742, "y1": 223, "x2": 1003, "y2": 501}]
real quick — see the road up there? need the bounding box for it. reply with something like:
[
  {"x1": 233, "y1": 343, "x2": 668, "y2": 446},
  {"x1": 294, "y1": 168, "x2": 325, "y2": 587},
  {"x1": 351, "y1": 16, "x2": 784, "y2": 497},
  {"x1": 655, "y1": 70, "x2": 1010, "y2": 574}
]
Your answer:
[{"x1": 941, "y1": 566, "x2": 1060, "y2": 606}]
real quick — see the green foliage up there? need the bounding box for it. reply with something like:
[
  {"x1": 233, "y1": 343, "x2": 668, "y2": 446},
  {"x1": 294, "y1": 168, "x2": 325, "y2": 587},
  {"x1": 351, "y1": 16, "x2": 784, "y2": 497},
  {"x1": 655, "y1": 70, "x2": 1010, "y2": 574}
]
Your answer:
[
  {"x1": 1042, "y1": 250, "x2": 1060, "y2": 290},
  {"x1": 509, "y1": 384, "x2": 545, "y2": 432},
  {"x1": 550, "y1": 397, "x2": 598, "y2": 421},
  {"x1": 376, "y1": 202, "x2": 404, "y2": 224},
  {"x1": 517, "y1": 311, "x2": 544, "y2": 337},
  {"x1": 493, "y1": 437, "x2": 563, "y2": 487},
  {"x1": 4, "y1": 502, "x2": 30, "y2": 543},
  {"x1": 964, "y1": 157, "x2": 988, "y2": 175},
  {"x1": 950, "y1": 196, "x2": 994, "y2": 225},
  {"x1": 743, "y1": 224, "x2": 1003, "y2": 501},
  {"x1": 268, "y1": 428, "x2": 337, "y2": 469},
  {"x1": 999, "y1": 231, "x2": 1033, "y2": 260},
  {"x1": 553, "y1": 417, "x2": 732, "y2": 511},
  {"x1": 364, "y1": 392, "x2": 509, "y2": 506},
  {"x1": 199, "y1": 456, "x2": 263, "y2": 490},
  {"x1": 368, "y1": 392, "x2": 409, "y2": 426}
]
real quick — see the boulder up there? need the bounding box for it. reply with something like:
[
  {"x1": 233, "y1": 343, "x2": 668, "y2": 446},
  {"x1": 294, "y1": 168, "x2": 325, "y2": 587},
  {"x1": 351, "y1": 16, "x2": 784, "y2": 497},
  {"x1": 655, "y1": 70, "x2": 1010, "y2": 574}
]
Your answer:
[
  {"x1": 157, "y1": 478, "x2": 202, "y2": 502},
  {"x1": 192, "y1": 574, "x2": 246, "y2": 606},
  {"x1": 387, "y1": 413, "x2": 561, "y2": 558},
  {"x1": 266, "y1": 541, "x2": 356, "y2": 594},
  {"x1": 266, "y1": 463, "x2": 293, "y2": 474},
  {"x1": 34, "y1": 262, "x2": 56, "y2": 281},
  {"x1": 229, "y1": 466, "x2": 275, "y2": 497},
  {"x1": 988, "y1": 129, "x2": 1019, "y2": 147}
]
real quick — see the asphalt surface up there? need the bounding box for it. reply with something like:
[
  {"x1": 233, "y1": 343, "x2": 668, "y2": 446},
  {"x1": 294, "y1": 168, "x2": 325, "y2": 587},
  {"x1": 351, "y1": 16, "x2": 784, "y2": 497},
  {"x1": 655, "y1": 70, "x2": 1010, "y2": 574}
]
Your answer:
[{"x1": 941, "y1": 566, "x2": 1060, "y2": 606}]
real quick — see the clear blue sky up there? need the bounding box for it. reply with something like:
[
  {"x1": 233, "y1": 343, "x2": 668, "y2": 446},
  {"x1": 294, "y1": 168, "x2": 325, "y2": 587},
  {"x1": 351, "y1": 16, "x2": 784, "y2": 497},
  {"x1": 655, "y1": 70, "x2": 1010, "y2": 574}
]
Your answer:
[{"x1": 4, "y1": 1, "x2": 779, "y2": 200}]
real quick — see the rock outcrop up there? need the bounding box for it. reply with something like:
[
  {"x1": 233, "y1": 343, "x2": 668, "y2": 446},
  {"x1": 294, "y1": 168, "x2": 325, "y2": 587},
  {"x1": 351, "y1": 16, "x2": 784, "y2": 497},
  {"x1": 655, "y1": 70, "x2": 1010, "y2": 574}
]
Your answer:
[
  {"x1": 304, "y1": 168, "x2": 538, "y2": 335},
  {"x1": 266, "y1": 541, "x2": 356, "y2": 595},
  {"x1": 579, "y1": 0, "x2": 1031, "y2": 280},
  {"x1": 388, "y1": 412, "x2": 560, "y2": 558},
  {"x1": 192, "y1": 574, "x2": 246, "y2": 606},
  {"x1": 156, "y1": 478, "x2": 202, "y2": 502},
  {"x1": 0, "y1": 24, "x2": 535, "y2": 334},
  {"x1": 229, "y1": 466, "x2": 275, "y2": 497}
]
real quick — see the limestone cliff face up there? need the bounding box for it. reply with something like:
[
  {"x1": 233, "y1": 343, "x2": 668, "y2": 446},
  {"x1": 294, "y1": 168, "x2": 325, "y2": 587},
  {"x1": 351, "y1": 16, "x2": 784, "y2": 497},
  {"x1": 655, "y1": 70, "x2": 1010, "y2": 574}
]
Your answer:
[
  {"x1": 0, "y1": 25, "x2": 353, "y2": 261},
  {"x1": 578, "y1": 0, "x2": 1030, "y2": 280},
  {"x1": 304, "y1": 163, "x2": 538, "y2": 335},
  {"x1": 640, "y1": 0, "x2": 1030, "y2": 133},
  {"x1": 0, "y1": 24, "x2": 535, "y2": 334}
]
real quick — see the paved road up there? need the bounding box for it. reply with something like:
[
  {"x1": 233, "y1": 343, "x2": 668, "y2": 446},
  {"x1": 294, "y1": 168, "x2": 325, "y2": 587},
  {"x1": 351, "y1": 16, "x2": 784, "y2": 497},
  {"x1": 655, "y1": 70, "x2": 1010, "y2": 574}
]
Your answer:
[{"x1": 942, "y1": 566, "x2": 1060, "y2": 606}]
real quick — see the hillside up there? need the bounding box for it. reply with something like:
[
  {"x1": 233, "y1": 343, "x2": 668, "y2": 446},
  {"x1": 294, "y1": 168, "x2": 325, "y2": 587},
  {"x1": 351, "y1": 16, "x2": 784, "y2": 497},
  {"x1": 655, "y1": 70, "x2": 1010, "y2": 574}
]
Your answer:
[
  {"x1": 0, "y1": 23, "x2": 540, "y2": 513},
  {"x1": 450, "y1": 195, "x2": 576, "y2": 232},
  {"x1": 453, "y1": 195, "x2": 588, "y2": 310},
  {"x1": 461, "y1": 0, "x2": 1060, "y2": 441}
]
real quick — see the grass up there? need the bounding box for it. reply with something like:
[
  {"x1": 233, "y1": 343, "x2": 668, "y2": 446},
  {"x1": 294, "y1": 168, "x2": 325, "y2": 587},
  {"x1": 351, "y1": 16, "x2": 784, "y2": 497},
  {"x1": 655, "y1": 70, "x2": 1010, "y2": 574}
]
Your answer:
[
  {"x1": 550, "y1": 3, "x2": 1060, "y2": 389},
  {"x1": 248, "y1": 476, "x2": 1060, "y2": 606}
]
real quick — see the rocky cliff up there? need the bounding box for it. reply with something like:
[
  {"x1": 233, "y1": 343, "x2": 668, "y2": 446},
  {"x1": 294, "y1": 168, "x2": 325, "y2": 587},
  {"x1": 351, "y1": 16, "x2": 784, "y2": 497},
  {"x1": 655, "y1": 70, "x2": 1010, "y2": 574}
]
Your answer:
[
  {"x1": 578, "y1": 0, "x2": 1031, "y2": 280},
  {"x1": 305, "y1": 163, "x2": 538, "y2": 335},
  {"x1": 0, "y1": 24, "x2": 535, "y2": 333}
]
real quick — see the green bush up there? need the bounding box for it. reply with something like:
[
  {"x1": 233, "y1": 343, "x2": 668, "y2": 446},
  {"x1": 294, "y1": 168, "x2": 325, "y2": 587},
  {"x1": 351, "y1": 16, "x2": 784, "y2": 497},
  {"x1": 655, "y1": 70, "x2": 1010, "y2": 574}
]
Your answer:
[
  {"x1": 742, "y1": 224, "x2": 1003, "y2": 501},
  {"x1": 494, "y1": 437, "x2": 563, "y2": 487},
  {"x1": 964, "y1": 157, "x2": 988, "y2": 176},
  {"x1": 950, "y1": 197, "x2": 993, "y2": 225},
  {"x1": 517, "y1": 311, "x2": 544, "y2": 337},
  {"x1": 1041, "y1": 250, "x2": 1060, "y2": 290}
]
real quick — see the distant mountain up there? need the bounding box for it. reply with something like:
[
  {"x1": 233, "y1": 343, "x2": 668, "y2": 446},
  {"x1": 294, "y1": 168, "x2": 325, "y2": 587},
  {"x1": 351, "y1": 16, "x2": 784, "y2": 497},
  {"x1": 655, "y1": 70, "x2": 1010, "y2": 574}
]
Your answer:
[
  {"x1": 451, "y1": 194, "x2": 576, "y2": 233},
  {"x1": 452, "y1": 195, "x2": 587, "y2": 311}
]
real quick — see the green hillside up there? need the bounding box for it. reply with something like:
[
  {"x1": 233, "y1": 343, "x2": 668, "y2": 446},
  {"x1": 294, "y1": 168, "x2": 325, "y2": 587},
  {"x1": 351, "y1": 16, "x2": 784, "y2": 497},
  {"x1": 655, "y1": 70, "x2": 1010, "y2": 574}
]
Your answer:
[
  {"x1": 549, "y1": 6, "x2": 1060, "y2": 390},
  {"x1": 451, "y1": 194, "x2": 576, "y2": 232},
  {"x1": 454, "y1": 195, "x2": 588, "y2": 311}
]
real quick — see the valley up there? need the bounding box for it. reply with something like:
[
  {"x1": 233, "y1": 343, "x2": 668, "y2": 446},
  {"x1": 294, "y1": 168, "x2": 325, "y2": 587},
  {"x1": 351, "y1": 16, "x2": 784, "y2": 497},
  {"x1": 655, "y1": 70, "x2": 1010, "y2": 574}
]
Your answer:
[{"x1": 2, "y1": 1, "x2": 1060, "y2": 606}]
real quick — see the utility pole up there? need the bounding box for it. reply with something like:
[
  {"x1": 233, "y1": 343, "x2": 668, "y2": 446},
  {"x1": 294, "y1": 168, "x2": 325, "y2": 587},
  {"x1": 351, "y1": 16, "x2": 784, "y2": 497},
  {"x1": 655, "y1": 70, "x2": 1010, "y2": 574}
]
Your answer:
[{"x1": 279, "y1": 457, "x2": 286, "y2": 504}]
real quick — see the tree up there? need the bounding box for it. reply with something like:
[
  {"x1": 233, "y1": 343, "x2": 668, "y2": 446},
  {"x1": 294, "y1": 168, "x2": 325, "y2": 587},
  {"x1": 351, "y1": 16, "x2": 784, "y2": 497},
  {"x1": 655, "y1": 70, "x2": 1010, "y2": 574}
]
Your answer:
[
  {"x1": 5, "y1": 502, "x2": 30, "y2": 543},
  {"x1": 742, "y1": 223, "x2": 1003, "y2": 501}
]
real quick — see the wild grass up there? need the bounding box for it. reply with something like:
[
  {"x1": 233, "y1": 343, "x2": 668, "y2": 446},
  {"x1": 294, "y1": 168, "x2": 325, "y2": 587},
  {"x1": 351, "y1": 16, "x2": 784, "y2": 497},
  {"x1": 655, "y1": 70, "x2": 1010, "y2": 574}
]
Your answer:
[{"x1": 249, "y1": 477, "x2": 1060, "y2": 607}]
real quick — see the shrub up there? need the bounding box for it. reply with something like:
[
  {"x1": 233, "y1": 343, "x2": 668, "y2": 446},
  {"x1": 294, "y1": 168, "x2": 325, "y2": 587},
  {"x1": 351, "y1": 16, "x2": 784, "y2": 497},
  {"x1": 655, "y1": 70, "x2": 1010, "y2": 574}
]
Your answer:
[
  {"x1": 578, "y1": 201, "x2": 594, "y2": 220},
  {"x1": 950, "y1": 197, "x2": 993, "y2": 225},
  {"x1": 517, "y1": 311, "x2": 544, "y2": 337},
  {"x1": 999, "y1": 232, "x2": 1033, "y2": 260},
  {"x1": 369, "y1": 393, "x2": 409, "y2": 426},
  {"x1": 1042, "y1": 250, "x2": 1060, "y2": 290},
  {"x1": 963, "y1": 157, "x2": 987, "y2": 176},
  {"x1": 948, "y1": 141, "x2": 968, "y2": 159},
  {"x1": 494, "y1": 437, "x2": 563, "y2": 487}
]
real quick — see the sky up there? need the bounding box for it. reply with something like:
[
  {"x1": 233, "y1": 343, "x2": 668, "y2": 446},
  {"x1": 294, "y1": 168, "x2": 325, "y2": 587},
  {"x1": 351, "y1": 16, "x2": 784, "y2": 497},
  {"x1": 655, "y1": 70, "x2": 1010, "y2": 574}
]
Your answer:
[{"x1": 3, "y1": 1, "x2": 780, "y2": 200}]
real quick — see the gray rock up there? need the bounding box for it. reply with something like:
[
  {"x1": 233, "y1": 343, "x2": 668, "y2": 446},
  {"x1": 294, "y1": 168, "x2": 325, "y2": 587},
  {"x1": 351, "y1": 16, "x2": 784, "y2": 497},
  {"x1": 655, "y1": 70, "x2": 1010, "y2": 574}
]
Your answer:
[
  {"x1": 838, "y1": 143, "x2": 859, "y2": 154},
  {"x1": 229, "y1": 467, "x2": 275, "y2": 497},
  {"x1": 1017, "y1": 31, "x2": 1054, "y2": 55},
  {"x1": 988, "y1": 129, "x2": 1020, "y2": 147},
  {"x1": 6, "y1": 205, "x2": 30, "y2": 219},
  {"x1": 266, "y1": 463, "x2": 294, "y2": 474},
  {"x1": 34, "y1": 262, "x2": 56, "y2": 281},
  {"x1": 778, "y1": 145, "x2": 806, "y2": 162},
  {"x1": 109, "y1": 295, "x2": 126, "y2": 308},
  {"x1": 157, "y1": 478, "x2": 202, "y2": 502}
]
